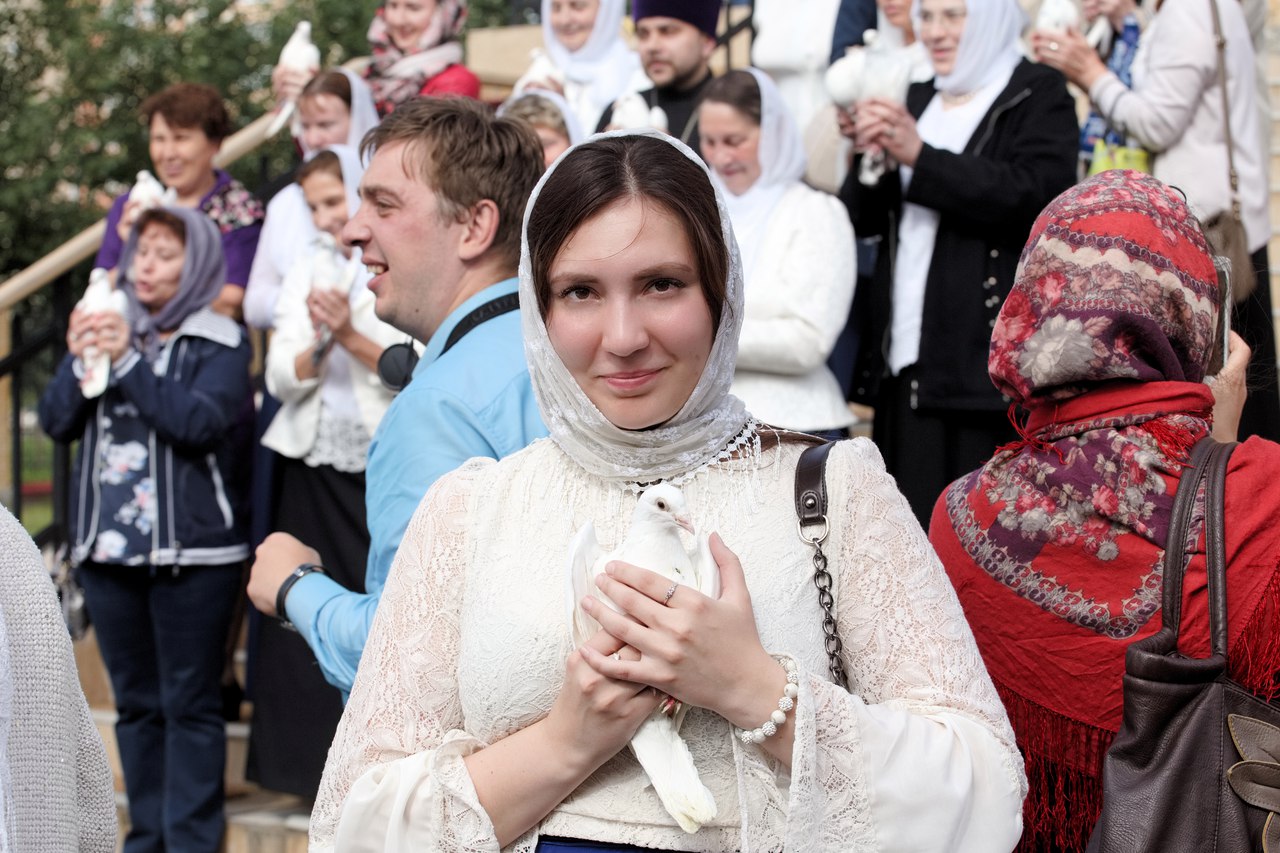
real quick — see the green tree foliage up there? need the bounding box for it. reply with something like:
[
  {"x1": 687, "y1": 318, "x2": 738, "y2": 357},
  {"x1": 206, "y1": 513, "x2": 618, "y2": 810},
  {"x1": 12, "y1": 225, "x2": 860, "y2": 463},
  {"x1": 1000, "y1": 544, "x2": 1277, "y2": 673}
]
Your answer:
[{"x1": 0, "y1": 0, "x2": 523, "y2": 283}]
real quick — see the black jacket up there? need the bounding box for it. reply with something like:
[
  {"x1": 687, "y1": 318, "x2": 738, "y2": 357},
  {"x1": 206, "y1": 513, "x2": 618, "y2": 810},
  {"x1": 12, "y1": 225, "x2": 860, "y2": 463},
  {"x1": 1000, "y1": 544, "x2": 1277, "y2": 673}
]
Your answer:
[
  {"x1": 39, "y1": 309, "x2": 252, "y2": 567},
  {"x1": 841, "y1": 59, "x2": 1078, "y2": 411}
]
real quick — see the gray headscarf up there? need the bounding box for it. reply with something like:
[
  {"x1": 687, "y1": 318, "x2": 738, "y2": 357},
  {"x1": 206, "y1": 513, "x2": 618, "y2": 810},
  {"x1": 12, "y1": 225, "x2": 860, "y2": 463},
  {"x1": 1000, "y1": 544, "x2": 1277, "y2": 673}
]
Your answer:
[
  {"x1": 118, "y1": 206, "x2": 226, "y2": 359},
  {"x1": 518, "y1": 129, "x2": 751, "y2": 488}
]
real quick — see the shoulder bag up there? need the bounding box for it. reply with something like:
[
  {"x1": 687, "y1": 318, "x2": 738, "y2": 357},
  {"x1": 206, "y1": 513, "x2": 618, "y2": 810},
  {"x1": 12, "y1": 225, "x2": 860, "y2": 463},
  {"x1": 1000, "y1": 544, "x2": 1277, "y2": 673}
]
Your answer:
[
  {"x1": 1087, "y1": 436, "x2": 1280, "y2": 852},
  {"x1": 795, "y1": 440, "x2": 850, "y2": 690},
  {"x1": 1201, "y1": 0, "x2": 1257, "y2": 303}
]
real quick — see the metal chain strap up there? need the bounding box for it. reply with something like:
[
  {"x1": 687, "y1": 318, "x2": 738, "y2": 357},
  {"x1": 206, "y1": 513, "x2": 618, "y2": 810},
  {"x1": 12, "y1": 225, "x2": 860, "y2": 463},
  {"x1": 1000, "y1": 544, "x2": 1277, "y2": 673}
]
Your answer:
[{"x1": 802, "y1": 525, "x2": 849, "y2": 691}]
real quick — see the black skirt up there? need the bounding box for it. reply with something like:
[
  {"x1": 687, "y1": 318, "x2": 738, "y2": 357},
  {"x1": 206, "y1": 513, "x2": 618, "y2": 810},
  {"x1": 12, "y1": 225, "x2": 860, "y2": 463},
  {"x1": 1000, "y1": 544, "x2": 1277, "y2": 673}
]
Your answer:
[{"x1": 246, "y1": 456, "x2": 368, "y2": 799}]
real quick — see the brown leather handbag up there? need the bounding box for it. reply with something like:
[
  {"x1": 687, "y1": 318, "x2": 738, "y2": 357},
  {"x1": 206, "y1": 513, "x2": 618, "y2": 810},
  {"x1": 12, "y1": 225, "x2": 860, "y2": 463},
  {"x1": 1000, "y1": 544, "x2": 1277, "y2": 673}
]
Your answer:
[{"x1": 1087, "y1": 437, "x2": 1280, "y2": 852}]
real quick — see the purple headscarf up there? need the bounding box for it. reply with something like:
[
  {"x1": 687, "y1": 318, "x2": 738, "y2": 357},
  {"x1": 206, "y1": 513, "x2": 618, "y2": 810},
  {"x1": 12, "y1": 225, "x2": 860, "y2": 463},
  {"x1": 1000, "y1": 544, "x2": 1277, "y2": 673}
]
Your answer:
[{"x1": 118, "y1": 206, "x2": 226, "y2": 359}]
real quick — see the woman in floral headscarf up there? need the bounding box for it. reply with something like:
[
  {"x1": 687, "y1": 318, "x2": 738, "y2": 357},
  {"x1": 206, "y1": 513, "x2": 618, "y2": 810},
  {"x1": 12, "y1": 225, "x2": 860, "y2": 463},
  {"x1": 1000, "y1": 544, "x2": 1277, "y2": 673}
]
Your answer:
[
  {"x1": 929, "y1": 169, "x2": 1280, "y2": 852},
  {"x1": 365, "y1": 0, "x2": 479, "y2": 116}
]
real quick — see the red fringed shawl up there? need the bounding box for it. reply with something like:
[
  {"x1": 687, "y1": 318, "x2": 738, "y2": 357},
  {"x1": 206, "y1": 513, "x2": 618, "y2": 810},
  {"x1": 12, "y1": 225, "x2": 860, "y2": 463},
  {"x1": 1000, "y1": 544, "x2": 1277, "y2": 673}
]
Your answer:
[{"x1": 930, "y1": 382, "x2": 1280, "y2": 852}]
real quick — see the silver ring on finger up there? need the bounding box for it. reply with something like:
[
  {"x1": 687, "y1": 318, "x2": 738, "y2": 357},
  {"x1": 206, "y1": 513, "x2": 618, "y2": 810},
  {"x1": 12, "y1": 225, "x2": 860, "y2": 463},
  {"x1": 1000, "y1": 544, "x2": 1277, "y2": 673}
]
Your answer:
[
  {"x1": 611, "y1": 652, "x2": 622, "y2": 661},
  {"x1": 1049, "y1": 40, "x2": 1060, "y2": 51},
  {"x1": 663, "y1": 583, "x2": 677, "y2": 605}
]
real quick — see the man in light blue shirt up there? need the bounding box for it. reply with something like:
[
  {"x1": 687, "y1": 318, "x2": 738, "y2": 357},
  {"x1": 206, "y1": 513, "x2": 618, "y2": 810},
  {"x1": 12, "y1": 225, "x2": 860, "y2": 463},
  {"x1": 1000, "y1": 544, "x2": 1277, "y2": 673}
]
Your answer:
[{"x1": 247, "y1": 98, "x2": 548, "y2": 694}]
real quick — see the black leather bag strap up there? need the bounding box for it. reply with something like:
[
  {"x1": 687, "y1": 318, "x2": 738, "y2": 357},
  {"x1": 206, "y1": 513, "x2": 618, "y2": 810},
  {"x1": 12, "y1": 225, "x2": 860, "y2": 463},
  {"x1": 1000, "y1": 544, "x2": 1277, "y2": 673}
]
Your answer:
[
  {"x1": 1203, "y1": 438, "x2": 1237, "y2": 656},
  {"x1": 795, "y1": 441, "x2": 849, "y2": 690},
  {"x1": 1160, "y1": 436, "x2": 1237, "y2": 656}
]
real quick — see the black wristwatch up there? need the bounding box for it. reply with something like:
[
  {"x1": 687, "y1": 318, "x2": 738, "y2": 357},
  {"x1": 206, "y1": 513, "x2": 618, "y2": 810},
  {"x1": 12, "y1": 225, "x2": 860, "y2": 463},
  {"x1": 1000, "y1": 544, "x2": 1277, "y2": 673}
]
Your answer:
[{"x1": 276, "y1": 563, "x2": 325, "y2": 631}]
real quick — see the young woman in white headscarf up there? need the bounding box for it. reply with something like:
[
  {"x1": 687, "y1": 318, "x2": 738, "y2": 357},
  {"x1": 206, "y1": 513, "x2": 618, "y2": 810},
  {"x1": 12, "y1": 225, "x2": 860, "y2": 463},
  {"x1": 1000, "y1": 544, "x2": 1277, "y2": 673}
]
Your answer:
[
  {"x1": 520, "y1": 0, "x2": 649, "y2": 136},
  {"x1": 245, "y1": 68, "x2": 380, "y2": 330},
  {"x1": 309, "y1": 131, "x2": 1024, "y2": 853},
  {"x1": 839, "y1": 0, "x2": 1078, "y2": 525},
  {"x1": 247, "y1": 144, "x2": 402, "y2": 800},
  {"x1": 699, "y1": 68, "x2": 856, "y2": 438},
  {"x1": 39, "y1": 207, "x2": 252, "y2": 852}
]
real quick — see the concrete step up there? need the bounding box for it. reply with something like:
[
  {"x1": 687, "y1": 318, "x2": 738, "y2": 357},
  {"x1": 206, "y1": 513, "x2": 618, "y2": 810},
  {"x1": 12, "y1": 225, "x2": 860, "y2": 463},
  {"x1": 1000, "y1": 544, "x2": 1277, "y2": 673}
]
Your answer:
[
  {"x1": 94, "y1": 710, "x2": 257, "y2": 797},
  {"x1": 101, "y1": 708, "x2": 313, "y2": 853},
  {"x1": 224, "y1": 792, "x2": 312, "y2": 853}
]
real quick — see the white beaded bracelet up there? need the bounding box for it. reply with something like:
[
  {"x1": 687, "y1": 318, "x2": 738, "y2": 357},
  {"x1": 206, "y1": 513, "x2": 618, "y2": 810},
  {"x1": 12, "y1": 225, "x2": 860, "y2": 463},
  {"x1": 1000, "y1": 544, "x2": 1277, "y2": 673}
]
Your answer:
[{"x1": 738, "y1": 657, "x2": 800, "y2": 745}]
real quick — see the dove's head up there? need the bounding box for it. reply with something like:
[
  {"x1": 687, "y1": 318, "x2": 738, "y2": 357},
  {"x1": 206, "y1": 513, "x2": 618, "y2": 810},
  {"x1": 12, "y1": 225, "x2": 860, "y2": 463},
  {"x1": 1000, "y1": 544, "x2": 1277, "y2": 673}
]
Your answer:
[{"x1": 638, "y1": 484, "x2": 695, "y2": 534}]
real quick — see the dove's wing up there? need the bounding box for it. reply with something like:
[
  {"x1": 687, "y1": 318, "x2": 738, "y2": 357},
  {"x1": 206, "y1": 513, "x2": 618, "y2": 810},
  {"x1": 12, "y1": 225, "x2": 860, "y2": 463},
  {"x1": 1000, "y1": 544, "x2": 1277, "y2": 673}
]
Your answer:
[
  {"x1": 694, "y1": 533, "x2": 720, "y2": 600},
  {"x1": 566, "y1": 520, "x2": 603, "y2": 648}
]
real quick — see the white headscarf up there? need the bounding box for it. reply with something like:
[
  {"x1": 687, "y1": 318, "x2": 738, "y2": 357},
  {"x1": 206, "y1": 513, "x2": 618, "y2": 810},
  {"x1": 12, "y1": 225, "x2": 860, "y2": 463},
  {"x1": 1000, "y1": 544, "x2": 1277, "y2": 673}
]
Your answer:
[
  {"x1": 319, "y1": 143, "x2": 367, "y2": 223},
  {"x1": 497, "y1": 88, "x2": 588, "y2": 146},
  {"x1": 919, "y1": 0, "x2": 1025, "y2": 96},
  {"x1": 541, "y1": 0, "x2": 645, "y2": 129},
  {"x1": 708, "y1": 68, "x2": 807, "y2": 285},
  {"x1": 518, "y1": 129, "x2": 751, "y2": 486},
  {"x1": 294, "y1": 67, "x2": 382, "y2": 157}
]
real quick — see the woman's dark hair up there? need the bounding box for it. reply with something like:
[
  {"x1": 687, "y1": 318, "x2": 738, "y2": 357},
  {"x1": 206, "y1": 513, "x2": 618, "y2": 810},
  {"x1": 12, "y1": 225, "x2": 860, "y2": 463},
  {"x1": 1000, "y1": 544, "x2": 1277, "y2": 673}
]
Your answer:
[
  {"x1": 296, "y1": 150, "x2": 344, "y2": 187},
  {"x1": 140, "y1": 83, "x2": 232, "y2": 142},
  {"x1": 134, "y1": 208, "x2": 187, "y2": 245},
  {"x1": 700, "y1": 70, "x2": 762, "y2": 126},
  {"x1": 299, "y1": 70, "x2": 354, "y2": 110},
  {"x1": 527, "y1": 135, "x2": 729, "y2": 332}
]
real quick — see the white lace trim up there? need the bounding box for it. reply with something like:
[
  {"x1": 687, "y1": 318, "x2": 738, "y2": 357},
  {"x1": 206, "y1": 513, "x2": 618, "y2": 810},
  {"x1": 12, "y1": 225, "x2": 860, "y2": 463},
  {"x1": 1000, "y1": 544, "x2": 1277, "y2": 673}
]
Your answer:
[{"x1": 304, "y1": 410, "x2": 371, "y2": 473}]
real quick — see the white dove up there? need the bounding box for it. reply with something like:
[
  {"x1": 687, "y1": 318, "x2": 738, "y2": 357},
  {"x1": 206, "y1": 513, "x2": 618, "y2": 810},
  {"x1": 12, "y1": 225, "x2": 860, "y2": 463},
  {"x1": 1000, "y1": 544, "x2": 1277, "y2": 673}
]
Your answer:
[
  {"x1": 308, "y1": 233, "x2": 358, "y2": 367},
  {"x1": 512, "y1": 48, "x2": 567, "y2": 95},
  {"x1": 266, "y1": 22, "x2": 321, "y2": 138},
  {"x1": 77, "y1": 268, "x2": 129, "y2": 399},
  {"x1": 1035, "y1": 0, "x2": 1081, "y2": 34},
  {"x1": 129, "y1": 169, "x2": 176, "y2": 212},
  {"x1": 607, "y1": 91, "x2": 669, "y2": 134},
  {"x1": 567, "y1": 483, "x2": 719, "y2": 833},
  {"x1": 826, "y1": 30, "x2": 917, "y2": 186}
]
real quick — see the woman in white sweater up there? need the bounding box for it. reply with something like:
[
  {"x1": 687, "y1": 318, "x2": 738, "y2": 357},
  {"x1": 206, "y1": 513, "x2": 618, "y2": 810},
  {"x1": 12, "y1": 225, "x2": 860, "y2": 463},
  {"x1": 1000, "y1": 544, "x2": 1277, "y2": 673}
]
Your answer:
[
  {"x1": 310, "y1": 131, "x2": 1024, "y2": 852},
  {"x1": 698, "y1": 68, "x2": 857, "y2": 437},
  {"x1": 1032, "y1": 0, "x2": 1279, "y2": 441}
]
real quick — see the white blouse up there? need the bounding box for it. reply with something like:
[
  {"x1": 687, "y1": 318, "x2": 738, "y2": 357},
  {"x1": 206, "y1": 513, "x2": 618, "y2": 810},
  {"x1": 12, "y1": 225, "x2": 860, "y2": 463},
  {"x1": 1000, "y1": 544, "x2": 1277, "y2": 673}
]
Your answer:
[
  {"x1": 730, "y1": 183, "x2": 856, "y2": 431},
  {"x1": 311, "y1": 437, "x2": 1026, "y2": 852}
]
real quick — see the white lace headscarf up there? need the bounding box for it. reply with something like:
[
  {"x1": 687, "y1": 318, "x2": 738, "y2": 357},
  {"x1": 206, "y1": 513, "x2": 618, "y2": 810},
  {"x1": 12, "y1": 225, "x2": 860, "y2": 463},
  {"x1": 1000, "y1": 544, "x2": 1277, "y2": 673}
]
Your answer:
[
  {"x1": 917, "y1": 0, "x2": 1025, "y2": 96},
  {"x1": 519, "y1": 129, "x2": 750, "y2": 486},
  {"x1": 707, "y1": 67, "x2": 807, "y2": 285}
]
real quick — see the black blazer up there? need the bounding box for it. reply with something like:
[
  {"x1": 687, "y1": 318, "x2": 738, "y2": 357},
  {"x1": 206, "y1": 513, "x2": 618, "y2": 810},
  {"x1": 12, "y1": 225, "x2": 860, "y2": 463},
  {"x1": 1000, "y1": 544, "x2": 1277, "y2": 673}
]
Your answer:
[{"x1": 841, "y1": 58, "x2": 1079, "y2": 411}]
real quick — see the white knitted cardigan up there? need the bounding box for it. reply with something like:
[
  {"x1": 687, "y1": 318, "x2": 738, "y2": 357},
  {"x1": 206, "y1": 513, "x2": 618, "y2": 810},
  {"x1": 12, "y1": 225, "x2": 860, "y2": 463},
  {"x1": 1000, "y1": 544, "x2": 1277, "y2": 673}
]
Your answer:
[{"x1": 0, "y1": 505, "x2": 116, "y2": 851}]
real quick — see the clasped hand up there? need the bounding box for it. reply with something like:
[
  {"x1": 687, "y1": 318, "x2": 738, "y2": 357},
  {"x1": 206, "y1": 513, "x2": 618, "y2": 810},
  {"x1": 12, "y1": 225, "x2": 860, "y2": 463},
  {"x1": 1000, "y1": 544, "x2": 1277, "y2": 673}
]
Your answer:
[
  {"x1": 577, "y1": 534, "x2": 775, "y2": 730},
  {"x1": 68, "y1": 307, "x2": 131, "y2": 362},
  {"x1": 846, "y1": 98, "x2": 924, "y2": 169}
]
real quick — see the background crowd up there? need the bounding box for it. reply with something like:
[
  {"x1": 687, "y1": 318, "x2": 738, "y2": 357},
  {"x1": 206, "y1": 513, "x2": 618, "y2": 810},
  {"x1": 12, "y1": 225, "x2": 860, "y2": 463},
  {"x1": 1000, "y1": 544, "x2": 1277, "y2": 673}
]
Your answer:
[{"x1": 22, "y1": 0, "x2": 1280, "y2": 851}]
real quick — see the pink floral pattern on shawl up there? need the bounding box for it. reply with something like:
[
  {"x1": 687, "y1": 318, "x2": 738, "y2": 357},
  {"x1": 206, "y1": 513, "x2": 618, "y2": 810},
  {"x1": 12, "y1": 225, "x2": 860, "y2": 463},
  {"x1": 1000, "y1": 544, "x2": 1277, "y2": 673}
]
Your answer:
[
  {"x1": 365, "y1": 1, "x2": 468, "y2": 114},
  {"x1": 945, "y1": 170, "x2": 1222, "y2": 637}
]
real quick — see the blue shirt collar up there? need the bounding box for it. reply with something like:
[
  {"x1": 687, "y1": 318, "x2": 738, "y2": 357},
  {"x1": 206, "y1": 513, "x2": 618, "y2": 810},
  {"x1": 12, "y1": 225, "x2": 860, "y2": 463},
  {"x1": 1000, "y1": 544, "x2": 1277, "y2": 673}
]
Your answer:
[{"x1": 414, "y1": 277, "x2": 520, "y2": 375}]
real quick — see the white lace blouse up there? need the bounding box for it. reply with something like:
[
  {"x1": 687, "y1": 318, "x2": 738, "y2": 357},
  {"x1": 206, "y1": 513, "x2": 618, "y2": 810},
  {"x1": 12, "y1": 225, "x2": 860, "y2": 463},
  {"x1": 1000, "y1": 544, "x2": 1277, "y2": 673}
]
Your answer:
[{"x1": 310, "y1": 437, "x2": 1026, "y2": 852}]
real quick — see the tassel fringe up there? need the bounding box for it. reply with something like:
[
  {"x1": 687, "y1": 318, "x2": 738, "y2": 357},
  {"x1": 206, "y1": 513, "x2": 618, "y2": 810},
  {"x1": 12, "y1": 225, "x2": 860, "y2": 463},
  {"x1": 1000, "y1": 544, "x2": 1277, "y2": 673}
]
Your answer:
[{"x1": 995, "y1": 681, "x2": 1114, "y2": 853}]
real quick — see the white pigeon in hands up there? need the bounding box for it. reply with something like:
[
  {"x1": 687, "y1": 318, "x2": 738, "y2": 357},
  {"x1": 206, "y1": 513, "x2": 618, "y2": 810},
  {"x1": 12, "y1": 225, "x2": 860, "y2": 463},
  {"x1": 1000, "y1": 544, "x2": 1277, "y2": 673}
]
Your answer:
[
  {"x1": 266, "y1": 21, "x2": 321, "y2": 138},
  {"x1": 567, "y1": 483, "x2": 719, "y2": 833},
  {"x1": 130, "y1": 170, "x2": 176, "y2": 211},
  {"x1": 607, "y1": 91, "x2": 669, "y2": 134},
  {"x1": 77, "y1": 268, "x2": 129, "y2": 399}
]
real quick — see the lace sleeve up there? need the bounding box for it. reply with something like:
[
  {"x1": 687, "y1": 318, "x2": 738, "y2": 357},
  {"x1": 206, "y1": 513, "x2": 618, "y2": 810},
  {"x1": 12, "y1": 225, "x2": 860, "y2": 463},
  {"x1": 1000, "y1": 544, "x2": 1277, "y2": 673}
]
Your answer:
[
  {"x1": 309, "y1": 460, "x2": 501, "y2": 853},
  {"x1": 775, "y1": 439, "x2": 1026, "y2": 852}
]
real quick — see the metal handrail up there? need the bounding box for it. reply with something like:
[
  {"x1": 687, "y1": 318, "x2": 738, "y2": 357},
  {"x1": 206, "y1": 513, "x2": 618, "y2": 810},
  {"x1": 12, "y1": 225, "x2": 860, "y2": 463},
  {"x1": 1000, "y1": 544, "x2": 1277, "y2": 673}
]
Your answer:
[{"x1": 0, "y1": 110, "x2": 277, "y2": 314}]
